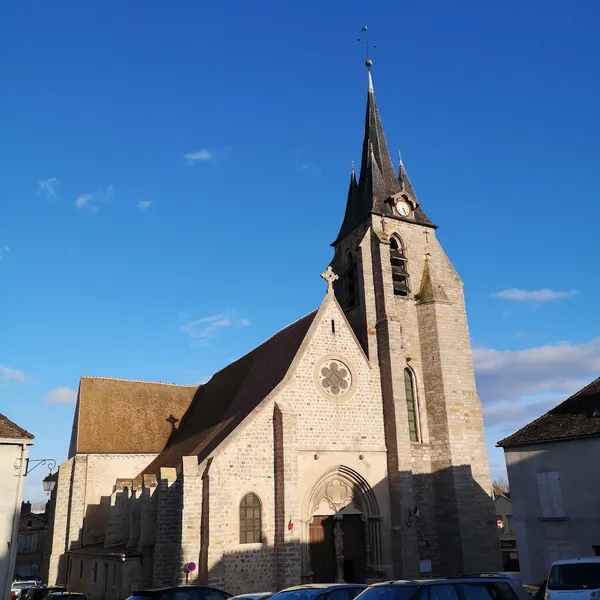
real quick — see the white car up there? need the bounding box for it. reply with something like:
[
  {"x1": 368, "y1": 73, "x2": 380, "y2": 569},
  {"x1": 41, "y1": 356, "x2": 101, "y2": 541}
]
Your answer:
[{"x1": 546, "y1": 557, "x2": 600, "y2": 600}]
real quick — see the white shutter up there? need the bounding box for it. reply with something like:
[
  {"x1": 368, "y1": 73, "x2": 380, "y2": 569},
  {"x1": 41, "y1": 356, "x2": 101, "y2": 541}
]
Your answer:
[
  {"x1": 537, "y1": 472, "x2": 553, "y2": 518},
  {"x1": 547, "y1": 471, "x2": 566, "y2": 518}
]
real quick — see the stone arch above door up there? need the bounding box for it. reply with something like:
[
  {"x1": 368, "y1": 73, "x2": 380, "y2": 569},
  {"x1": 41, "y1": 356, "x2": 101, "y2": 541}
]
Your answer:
[{"x1": 300, "y1": 466, "x2": 384, "y2": 582}]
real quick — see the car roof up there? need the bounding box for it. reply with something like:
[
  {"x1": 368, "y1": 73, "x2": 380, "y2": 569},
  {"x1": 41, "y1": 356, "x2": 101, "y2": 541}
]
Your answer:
[
  {"x1": 370, "y1": 577, "x2": 518, "y2": 587},
  {"x1": 134, "y1": 587, "x2": 226, "y2": 594},
  {"x1": 551, "y1": 557, "x2": 600, "y2": 566},
  {"x1": 278, "y1": 585, "x2": 367, "y2": 592}
]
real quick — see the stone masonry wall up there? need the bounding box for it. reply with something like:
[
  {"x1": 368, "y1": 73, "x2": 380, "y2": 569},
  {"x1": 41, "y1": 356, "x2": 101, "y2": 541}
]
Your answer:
[{"x1": 179, "y1": 456, "x2": 203, "y2": 585}]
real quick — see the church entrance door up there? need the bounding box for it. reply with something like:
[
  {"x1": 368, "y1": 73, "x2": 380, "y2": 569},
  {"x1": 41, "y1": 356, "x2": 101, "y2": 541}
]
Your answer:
[{"x1": 309, "y1": 515, "x2": 366, "y2": 584}]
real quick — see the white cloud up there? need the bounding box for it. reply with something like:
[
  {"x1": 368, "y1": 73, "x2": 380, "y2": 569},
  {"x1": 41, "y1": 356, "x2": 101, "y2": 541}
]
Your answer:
[
  {"x1": 137, "y1": 200, "x2": 153, "y2": 211},
  {"x1": 45, "y1": 387, "x2": 78, "y2": 404},
  {"x1": 75, "y1": 185, "x2": 114, "y2": 212},
  {"x1": 184, "y1": 150, "x2": 214, "y2": 164},
  {"x1": 0, "y1": 365, "x2": 26, "y2": 382},
  {"x1": 492, "y1": 288, "x2": 579, "y2": 302},
  {"x1": 179, "y1": 311, "x2": 249, "y2": 344},
  {"x1": 37, "y1": 177, "x2": 60, "y2": 198}
]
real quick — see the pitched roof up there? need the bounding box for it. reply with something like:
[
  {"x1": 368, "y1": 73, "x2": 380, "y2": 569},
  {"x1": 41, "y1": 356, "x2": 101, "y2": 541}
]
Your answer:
[
  {"x1": 142, "y1": 311, "x2": 317, "y2": 475},
  {"x1": 70, "y1": 377, "x2": 198, "y2": 455},
  {"x1": 334, "y1": 71, "x2": 435, "y2": 244},
  {"x1": 0, "y1": 413, "x2": 34, "y2": 440},
  {"x1": 497, "y1": 376, "x2": 600, "y2": 448}
]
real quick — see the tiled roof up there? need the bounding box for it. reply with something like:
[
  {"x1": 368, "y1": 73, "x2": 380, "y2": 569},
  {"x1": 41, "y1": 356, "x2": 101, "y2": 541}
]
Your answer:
[
  {"x1": 71, "y1": 377, "x2": 198, "y2": 455},
  {"x1": 142, "y1": 311, "x2": 317, "y2": 475},
  {"x1": 0, "y1": 413, "x2": 34, "y2": 440},
  {"x1": 497, "y1": 376, "x2": 600, "y2": 448}
]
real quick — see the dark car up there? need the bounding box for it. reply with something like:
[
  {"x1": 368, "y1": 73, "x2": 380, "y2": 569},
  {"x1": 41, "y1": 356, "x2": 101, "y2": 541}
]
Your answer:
[
  {"x1": 46, "y1": 594, "x2": 87, "y2": 600},
  {"x1": 267, "y1": 584, "x2": 367, "y2": 600},
  {"x1": 127, "y1": 586, "x2": 232, "y2": 600},
  {"x1": 24, "y1": 587, "x2": 66, "y2": 600},
  {"x1": 354, "y1": 576, "x2": 532, "y2": 600}
]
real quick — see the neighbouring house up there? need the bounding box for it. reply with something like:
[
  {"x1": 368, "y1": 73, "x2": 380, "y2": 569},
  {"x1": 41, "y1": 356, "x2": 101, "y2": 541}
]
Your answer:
[
  {"x1": 45, "y1": 66, "x2": 501, "y2": 599},
  {"x1": 493, "y1": 488, "x2": 520, "y2": 576},
  {"x1": 14, "y1": 502, "x2": 49, "y2": 580},
  {"x1": 498, "y1": 376, "x2": 600, "y2": 585},
  {"x1": 0, "y1": 414, "x2": 34, "y2": 600}
]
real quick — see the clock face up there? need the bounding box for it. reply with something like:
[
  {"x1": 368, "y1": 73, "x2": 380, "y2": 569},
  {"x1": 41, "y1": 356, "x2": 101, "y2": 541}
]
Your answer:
[{"x1": 395, "y1": 200, "x2": 411, "y2": 217}]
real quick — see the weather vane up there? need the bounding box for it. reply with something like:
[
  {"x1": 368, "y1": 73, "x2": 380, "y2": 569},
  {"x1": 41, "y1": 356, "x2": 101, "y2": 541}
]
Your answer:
[{"x1": 357, "y1": 25, "x2": 376, "y2": 69}]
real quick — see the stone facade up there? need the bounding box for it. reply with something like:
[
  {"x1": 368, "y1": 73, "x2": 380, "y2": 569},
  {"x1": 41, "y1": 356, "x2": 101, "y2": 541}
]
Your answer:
[{"x1": 46, "y1": 71, "x2": 500, "y2": 596}]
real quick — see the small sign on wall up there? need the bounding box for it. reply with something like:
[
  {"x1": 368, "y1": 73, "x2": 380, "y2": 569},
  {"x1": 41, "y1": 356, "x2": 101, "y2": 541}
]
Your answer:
[{"x1": 419, "y1": 559, "x2": 432, "y2": 574}]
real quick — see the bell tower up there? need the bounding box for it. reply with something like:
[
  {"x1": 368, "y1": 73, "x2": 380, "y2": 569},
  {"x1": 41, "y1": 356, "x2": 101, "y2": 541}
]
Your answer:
[{"x1": 330, "y1": 55, "x2": 500, "y2": 578}]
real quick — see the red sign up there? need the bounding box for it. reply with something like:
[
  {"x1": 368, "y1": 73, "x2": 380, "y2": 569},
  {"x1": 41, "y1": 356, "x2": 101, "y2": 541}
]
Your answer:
[
  {"x1": 497, "y1": 519, "x2": 504, "y2": 530},
  {"x1": 185, "y1": 562, "x2": 197, "y2": 573}
]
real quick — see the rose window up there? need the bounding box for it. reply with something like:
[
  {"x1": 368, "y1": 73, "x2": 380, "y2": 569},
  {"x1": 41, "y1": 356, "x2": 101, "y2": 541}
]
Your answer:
[{"x1": 319, "y1": 361, "x2": 352, "y2": 397}]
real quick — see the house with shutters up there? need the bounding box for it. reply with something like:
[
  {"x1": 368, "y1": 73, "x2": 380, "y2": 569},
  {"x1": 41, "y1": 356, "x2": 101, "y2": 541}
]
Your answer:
[{"x1": 498, "y1": 376, "x2": 600, "y2": 585}]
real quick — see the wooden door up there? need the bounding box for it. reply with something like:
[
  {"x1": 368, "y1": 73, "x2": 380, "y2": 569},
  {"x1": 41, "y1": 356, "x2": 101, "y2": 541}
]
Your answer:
[{"x1": 309, "y1": 516, "x2": 336, "y2": 583}]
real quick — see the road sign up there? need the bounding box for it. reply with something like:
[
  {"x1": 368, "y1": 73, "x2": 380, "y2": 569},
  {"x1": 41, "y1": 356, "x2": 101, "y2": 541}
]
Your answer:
[
  {"x1": 185, "y1": 562, "x2": 197, "y2": 573},
  {"x1": 31, "y1": 565, "x2": 38, "y2": 572},
  {"x1": 497, "y1": 519, "x2": 504, "y2": 530}
]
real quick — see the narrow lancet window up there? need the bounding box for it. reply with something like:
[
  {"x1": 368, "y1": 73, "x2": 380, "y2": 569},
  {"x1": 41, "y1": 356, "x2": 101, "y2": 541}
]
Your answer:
[
  {"x1": 404, "y1": 368, "x2": 419, "y2": 442},
  {"x1": 239, "y1": 493, "x2": 262, "y2": 544},
  {"x1": 390, "y1": 237, "x2": 410, "y2": 297},
  {"x1": 344, "y1": 251, "x2": 358, "y2": 310}
]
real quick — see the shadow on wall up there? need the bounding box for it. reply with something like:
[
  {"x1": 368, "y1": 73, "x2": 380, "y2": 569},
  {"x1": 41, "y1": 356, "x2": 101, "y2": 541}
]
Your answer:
[{"x1": 54, "y1": 462, "x2": 502, "y2": 596}]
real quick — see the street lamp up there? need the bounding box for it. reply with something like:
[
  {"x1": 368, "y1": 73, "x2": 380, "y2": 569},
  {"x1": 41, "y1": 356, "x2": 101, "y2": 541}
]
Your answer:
[{"x1": 43, "y1": 474, "x2": 57, "y2": 495}]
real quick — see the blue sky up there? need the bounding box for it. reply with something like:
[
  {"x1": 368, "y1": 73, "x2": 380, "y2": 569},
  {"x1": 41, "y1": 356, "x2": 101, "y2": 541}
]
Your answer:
[{"x1": 1, "y1": 0, "x2": 599, "y2": 500}]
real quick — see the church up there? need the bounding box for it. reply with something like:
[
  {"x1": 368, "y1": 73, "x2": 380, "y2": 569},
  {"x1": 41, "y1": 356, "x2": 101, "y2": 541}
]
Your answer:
[{"x1": 44, "y1": 65, "x2": 500, "y2": 599}]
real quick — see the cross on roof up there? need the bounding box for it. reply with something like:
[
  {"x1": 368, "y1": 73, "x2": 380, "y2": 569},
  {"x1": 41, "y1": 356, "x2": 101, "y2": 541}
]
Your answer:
[
  {"x1": 166, "y1": 414, "x2": 180, "y2": 430},
  {"x1": 321, "y1": 266, "x2": 339, "y2": 292}
]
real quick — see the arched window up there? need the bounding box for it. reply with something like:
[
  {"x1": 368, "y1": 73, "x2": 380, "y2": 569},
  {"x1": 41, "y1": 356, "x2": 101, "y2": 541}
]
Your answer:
[
  {"x1": 390, "y1": 237, "x2": 410, "y2": 297},
  {"x1": 344, "y1": 251, "x2": 358, "y2": 310},
  {"x1": 239, "y1": 493, "x2": 262, "y2": 544},
  {"x1": 404, "y1": 368, "x2": 419, "y2": 442}
]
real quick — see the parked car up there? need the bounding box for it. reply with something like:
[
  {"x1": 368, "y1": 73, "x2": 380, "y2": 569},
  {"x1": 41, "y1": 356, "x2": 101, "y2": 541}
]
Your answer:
[
  {"x1": 230, "y1": 595, "x2": 272, "y2": 600},
  {"x1": 267, "y1": 584, "x2": 367, "y2": 600},
  {"x1": 46, "y1": 593, "x2": 87, "y2": 600},
  {"x1": 353, "y1": 576, "x2": 531, "y2": 600},
  {"x1": 546, "y1": 557, "x2": 600, "y2": 600},
  {"x1": 11, "y1": 582, "x2": 40, "y2": 600},
  {"x1": 24, "y1": 587, "x2": 66, "y2": 600},
  {"x1": 127, "y1": 586, "x2": 232, "y2": 600}
]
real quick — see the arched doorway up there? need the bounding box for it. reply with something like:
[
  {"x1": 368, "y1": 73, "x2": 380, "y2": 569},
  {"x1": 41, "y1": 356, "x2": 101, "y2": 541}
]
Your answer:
[{"x1": 301, "y1": 466, "x2": 384, "y2": 584}]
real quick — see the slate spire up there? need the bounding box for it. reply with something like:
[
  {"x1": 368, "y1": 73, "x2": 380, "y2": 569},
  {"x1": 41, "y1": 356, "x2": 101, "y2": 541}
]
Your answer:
[{"x1": 335, "y1": 69, "x2": 435, "y2": 244}]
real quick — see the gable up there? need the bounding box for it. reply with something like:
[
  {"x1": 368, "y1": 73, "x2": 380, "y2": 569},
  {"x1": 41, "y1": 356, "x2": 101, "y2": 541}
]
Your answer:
[
  {"x1": 0, "y1": 413, "x2": 34, "y2": 440},
  {"x1": 142, "y1": 310, "x2": 317, "y2": 475}
]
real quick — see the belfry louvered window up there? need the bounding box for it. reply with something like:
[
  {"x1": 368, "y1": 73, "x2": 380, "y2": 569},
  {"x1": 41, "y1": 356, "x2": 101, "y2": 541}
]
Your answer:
[
  {"x1": 344, "y1": 252, "x2": 358, "y2": 310},
  {"x1": 390, "y1": 237, "x2": 410, "y2": 296},
  {"x1": 239, "y1": 493, "x2": 262, "y2": 544},
  {"x1": 404, "y1": 368, "x2": 419, "y2": 442}
]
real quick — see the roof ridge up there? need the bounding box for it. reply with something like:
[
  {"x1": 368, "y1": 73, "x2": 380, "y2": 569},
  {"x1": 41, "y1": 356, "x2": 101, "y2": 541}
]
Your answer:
[
  {"x1": 556, "y1": 375, "x2": 600, "y2": 405},
  {"x1": 80, "y1": 375, "x2": 199, "y2": 388},
  {"x1": 0, "y1": 413, "x2": 35, "y2": 439}
]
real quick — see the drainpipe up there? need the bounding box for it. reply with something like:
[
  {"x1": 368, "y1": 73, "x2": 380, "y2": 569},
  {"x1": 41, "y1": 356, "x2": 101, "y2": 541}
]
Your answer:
[{"x1": 4, "y1": 443, "x2": 28, "y2": 600}]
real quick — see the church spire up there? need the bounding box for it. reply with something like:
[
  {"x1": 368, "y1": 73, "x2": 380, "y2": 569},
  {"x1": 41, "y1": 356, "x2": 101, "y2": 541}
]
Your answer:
[{"x1": 334, "y1": 54, "x2": 435, "y2": 244}]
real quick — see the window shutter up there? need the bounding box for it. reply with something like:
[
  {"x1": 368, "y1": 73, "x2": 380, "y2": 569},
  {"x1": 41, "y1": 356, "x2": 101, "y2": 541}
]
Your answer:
[
  {"x1": 547, "y1": 471, "x2": 566, "y2": 517},
  {"x1": 537, "y1": 472, "x2": 553, "y2": 518}
]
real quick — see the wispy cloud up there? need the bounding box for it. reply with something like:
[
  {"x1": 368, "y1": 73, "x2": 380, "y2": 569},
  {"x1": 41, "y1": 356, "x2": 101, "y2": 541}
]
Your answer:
[
  {"x1": 184, "y1": 149, "x2": 214, "y2": 164},
  {"x1": 137, "y1": 200, "x2": 153, "y2": 211},
  {"x1": 0, "y1": 365, "x2": 26, "y2": 382},
  {"x1": 37, "y1": 177, "x2": 60, "y2": 199},
  {"x1": 75, "y1": 184, "x2": 114, "y2": 212},
  {"x1": 179, "y1": 311, "x2": 250, "y2": 344},
  {"x1": 0, "y1": 246, "x2": 10, "y2": 261},
  {"x1": 45, "y1": 387, "x2": 78, "y2": 404},
  {"x1": 298, "y1": 162, "x2": 323, "y2": 176},
  {"x1": 492, "y1": 288, "x2": 580, "y2": 303}
]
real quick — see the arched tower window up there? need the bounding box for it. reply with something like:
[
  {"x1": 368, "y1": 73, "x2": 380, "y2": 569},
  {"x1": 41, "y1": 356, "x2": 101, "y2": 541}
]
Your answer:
[
  {"x1": 404, "y1": 368, "x2": 419, "y2": 442},
  {"x1": 239, "y1": 493, "x2": 262, "y2": 544},
  {"x1": 344, "y1": 251, "x2": 358, "y2": 310},
  {"x1": 389, "y1": 237, "x2": 410, "y2": 297}
]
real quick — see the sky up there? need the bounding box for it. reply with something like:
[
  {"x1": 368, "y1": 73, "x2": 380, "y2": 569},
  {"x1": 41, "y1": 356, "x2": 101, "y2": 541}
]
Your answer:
[{"x1": 1, "y1": 0, "x2": 600, "y2": 501}]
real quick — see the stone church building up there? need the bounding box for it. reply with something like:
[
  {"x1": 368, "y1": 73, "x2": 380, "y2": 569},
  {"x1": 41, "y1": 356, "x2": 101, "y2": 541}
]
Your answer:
[{"x1": 45, "y1": 69, "x2": 500, "y2": 598}]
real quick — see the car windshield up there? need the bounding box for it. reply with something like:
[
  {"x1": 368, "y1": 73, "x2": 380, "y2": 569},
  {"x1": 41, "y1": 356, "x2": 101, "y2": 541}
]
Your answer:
[
  {"x1": 548, "y1": 563, "x2": 600, "y2": 590},
  {"x1": 352, "y1": 586, "x2": 418, "y2": 600},
  {"x1": 270, "y1": 590, "x2": 335, "y2": 600}
]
